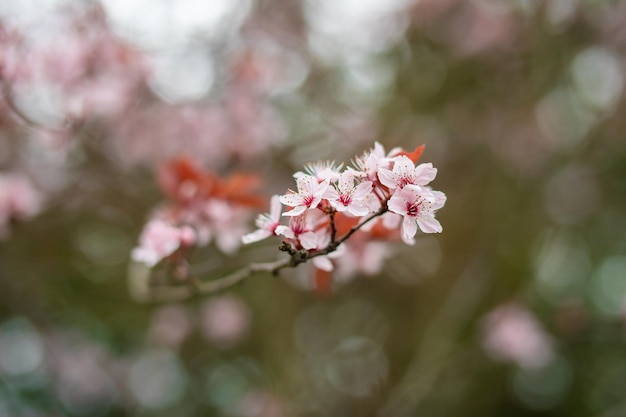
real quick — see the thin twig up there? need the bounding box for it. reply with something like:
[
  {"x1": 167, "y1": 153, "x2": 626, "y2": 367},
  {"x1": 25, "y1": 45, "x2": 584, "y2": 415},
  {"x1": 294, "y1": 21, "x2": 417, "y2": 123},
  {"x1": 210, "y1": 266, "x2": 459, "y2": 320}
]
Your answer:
[
  {"x1": 130, "y1": 203, "x2": 389, "y2": 303},
  {"x1": 329, "y1": 209, "x2": 337, "y2": 243}
]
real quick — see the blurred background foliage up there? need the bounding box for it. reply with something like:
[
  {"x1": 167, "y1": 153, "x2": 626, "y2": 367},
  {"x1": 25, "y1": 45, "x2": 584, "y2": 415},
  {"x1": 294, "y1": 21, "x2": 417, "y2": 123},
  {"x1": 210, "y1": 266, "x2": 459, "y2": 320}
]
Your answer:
[{"x1": 1, "y1": 0, "x2": 626, "y2": 416}]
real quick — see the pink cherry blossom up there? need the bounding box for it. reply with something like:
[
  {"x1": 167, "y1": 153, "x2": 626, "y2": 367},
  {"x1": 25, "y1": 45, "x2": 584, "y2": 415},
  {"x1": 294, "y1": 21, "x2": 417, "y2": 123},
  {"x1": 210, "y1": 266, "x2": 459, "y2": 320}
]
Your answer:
[
  {"x1": 294, "y1": 161, "x2": 343, "y2": 182},
  {"x1": 131, "y1": 219, "x2": 195, "y2": 267},
  {"x1": 482, "y1": 303, "x2": 554, "y2": 369},
  {"x1": 148, "y1": 305, "x2": 194, "y2": 350},
  {"x1": 280, "y1": 175, "x2": 331, "y2": 217},
  {"x1": 354, "y1": 141, "x2": 402, "y2": 182},
  {"x1": 201, "y1": 295, "x2": 250, "y2": 348},
  {"x1": 242, "y1": 195, "x2": 283, "y2": 244},
  {"x1": 378, "y1": 155, "x2": 438, "y2": 190},
  {"x1": 387, "y1": 185, "x2": 446, "y2": 243},
  {"x1": 203, "y1": 200, "x2": 251, "y2": 254},
  {"x1": 275, "y1": 214, "x2": 318, "y2": 250},
  {"x1": 327, "y1": 170, "x2": 373, "y2": 217},
  {"x1": 0, "y1": 173, "x2": 43, "y2": 238}
]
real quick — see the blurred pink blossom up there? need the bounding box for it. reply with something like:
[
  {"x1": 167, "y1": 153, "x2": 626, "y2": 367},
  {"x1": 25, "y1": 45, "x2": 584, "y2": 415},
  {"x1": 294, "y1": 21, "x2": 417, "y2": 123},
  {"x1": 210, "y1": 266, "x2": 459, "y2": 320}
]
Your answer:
[
  {"x1": 131, "y1": 219, "x2": 195, "y2": 267},
  {"x1": 200, "y1": 295, "x2": 250, "y2": 348},
  {"x1": 148, "y1": 304, "x2": 194, "y2": 350},
  {"x1": 481, "y1": 303, "x2": 554, "y2": 369},
  {"x1": 0, "y1": 173, "x2": 42, "y2": 238}
]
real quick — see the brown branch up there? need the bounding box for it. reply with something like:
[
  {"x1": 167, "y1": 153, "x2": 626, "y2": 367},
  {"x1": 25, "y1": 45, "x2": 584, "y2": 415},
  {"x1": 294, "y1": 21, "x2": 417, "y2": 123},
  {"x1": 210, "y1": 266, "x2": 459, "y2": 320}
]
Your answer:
[
  {"x1": 129, "y1": 258, "x2": 291, "y2": 304},
  {"x1": 329, "y1": 209, "x2": 337, "y2": 243},
  {"x1": 129, "y1": 203, "x2": 389, "y2": 303}
]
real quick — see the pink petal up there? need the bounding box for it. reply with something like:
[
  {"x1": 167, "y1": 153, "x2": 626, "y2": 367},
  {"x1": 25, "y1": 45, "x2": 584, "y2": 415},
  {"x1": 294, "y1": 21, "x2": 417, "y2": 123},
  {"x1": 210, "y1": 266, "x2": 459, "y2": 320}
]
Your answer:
[
  {"x1": 297, "y1": 175, "x2": 317, "y2": 193},
  {"x1": 430, "y1": 190, "x2": 447, "y2": 210},
  {"x1": 275, "y1": 225, "x2": 295, "y2": 239},
  {"x1": 393, "y1": 155, "x2": 414, "y2": 178},
  {"x1": 402, "y1": 217, "x2": 418, "y2": 242},
  {"x1": 324, "y1": 186, "x2": 339, "y2": 201},
  {"x1": 398, "y1": 184, "x2": 422, "y2": 202},
  {"x1": 387, "y1": 194, "x2": 409, "y2": 215},
  {"x1": 282, "y1": 205, "x2": 307, "y2": 217},
  {"x1": 414, "y1": 163, "x2": 437, "y2": 185},
  {"x1": 269, "y1": 195, "x2": 283, "y2": 221},
  {"x1": 299, "y1": 231, "x2": 318, "y2": 250},
  {"x1": 346, "y1": 203, "x2": 369, "y2": 217},
  {"x1": 417, "y1": 215, "x2": 442, "y2": 233},
  {"x1": 279, "y1": 194, "x2": 303, "y2": 207},
  {"x1": 377, "y1": 168, "x2": 398, "y2": 189},
  {"x1": 352, "y1": 181, "x2": 373, "y2": 200},
  {"x1": 312, "y1": 179, "x2": 331, "y2": 197},
  {"x1": 313, "y1": 256, "x2": 334, "y2": 272},
  {"x1": 242, "y1": 229, "x2": 272, "y2": 244}
]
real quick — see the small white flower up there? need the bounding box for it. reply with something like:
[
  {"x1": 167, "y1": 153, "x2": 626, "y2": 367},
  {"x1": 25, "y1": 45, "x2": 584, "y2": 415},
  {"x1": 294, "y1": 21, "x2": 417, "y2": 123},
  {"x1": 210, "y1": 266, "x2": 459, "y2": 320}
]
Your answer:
[
  {"x1": 242, "y1": 195, "x2": 282, "y2": 244},
  {"x1": 275, "y1": 214, "x2": 318, "y2": 250},
  {"x1": 327, "y1": 171, "x2": 373, "y2": 217},
  {"x1": 280, "y1": 175, "x2": 331, "y2": 217},
  {"x1": 354, "y1": 141, "x2": 401, "y2": 182},
  {"x1": 378, "y1": 155, "x2": 437, "y2": 190},
  {"x1": 387, "y1": 185, "x2": 446, "y2": 244},
  {"x1": 294, "y1": 161, "x2": 343, "y2": 183}
]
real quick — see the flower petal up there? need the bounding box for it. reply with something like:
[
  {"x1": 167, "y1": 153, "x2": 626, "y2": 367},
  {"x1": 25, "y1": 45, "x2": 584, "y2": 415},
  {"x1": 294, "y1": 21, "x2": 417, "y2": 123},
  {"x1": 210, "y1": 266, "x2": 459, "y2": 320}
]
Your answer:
[
  {"x1": 313, "y1": 256, "x2": 334, "y2": 272},
  {"x1": 347, "y1": 203, "x2": 369, "y2": 217},
  {"x1": 352, "y1": 181, "x2": 373, "y2": 200},
  {"x1": 299, "y1": 231, "x2": 318, "y2": 250},
  {"x1": 282, "y1": 205, "x2": 307, "y2": 217},
  {"x1": 242, "y1": 229, "x2": 272, "y2": 244},
  {"x1": 377, "y1": 167, "x2": 398, "y2": 189},
  {"x1": 387, "y1": 194, "x2": 408, "y2": 215},
  {"x1": 402, "y1": 217, "x2": 418, "y2": 242},
  {"x1": 279, "y1": 193, "x2": 303, "y2": 207},
  {"x1": 417, "y1": 215, "x2": 442, "y2": 233},
  {"x1": 414, "y1": 163, "x2": 437, "y2": 185},
  {"x1": 296, "y1": 175, "x2": 317, "y2": 193},
  {"x1": 269, "y1": 195, "x2": 283, "y2": 221},
  {"x1": 275, "y1": 225, "x2": 295, "y2": 239},
  {"x1": 393, "y1": 155, "x2": 414, "y2": 178}
]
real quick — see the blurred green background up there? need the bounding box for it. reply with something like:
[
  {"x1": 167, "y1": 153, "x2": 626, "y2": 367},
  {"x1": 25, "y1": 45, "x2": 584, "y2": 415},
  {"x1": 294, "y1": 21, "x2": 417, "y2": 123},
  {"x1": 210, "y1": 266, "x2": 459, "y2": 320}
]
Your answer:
[{"x1": 1, "y1": 0, "x2": 626, "y2": 416}]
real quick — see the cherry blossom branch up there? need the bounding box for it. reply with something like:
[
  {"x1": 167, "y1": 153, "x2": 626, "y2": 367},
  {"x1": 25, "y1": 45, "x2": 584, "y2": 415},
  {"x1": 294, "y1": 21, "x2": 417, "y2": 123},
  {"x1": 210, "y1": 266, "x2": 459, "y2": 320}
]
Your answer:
[
  {"x1": 129, "y1": 259, "x2": 290, "y2": 304},
  {"x1": 329, "y1": 209, "x2": 338, "y2": 243},
  {"x1": 129, "y1": 142, "x2": 446, "y2": 302}
]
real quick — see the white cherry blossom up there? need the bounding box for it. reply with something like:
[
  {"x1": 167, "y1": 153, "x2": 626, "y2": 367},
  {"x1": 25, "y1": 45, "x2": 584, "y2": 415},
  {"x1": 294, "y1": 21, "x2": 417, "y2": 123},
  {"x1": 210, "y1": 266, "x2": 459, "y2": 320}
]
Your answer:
[
  {"x1": 354, "y1": 141, "x2": 402, "y2": 182},
  {"x1": 378, "y1": 155, "x2": 437, "y2": 190},
  {"x1": 242, "y1": 195, "x2": 283, "y2": 244},
  {"x1": 294, "y1": 161, "x2": 342, "y2": 183},
  {"x1": 275, "y1": 214, "x2": 318, "y2": 250},
  {"x1": 387, "y1": 184, "x2": 446, "y2": 244},
  {"x1": 280, "y1": 175, "x2": 331, "y2": 217},
  {"x1": 327, "y1": 170, "x2": 373, "y2": 217}
]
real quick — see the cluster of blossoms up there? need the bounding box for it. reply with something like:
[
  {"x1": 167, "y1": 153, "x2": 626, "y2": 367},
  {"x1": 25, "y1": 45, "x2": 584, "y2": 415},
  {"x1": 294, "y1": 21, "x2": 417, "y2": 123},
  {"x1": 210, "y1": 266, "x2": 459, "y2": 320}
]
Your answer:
[
  {"x1": 131, "y1": 157, "x2": 264, "y2": 267},
  {"x1": 130, "y1": 143, "x2": 446, "y2": 295},
  {"x1": 242, "y1": 142, "x2": 446, "y2": 289}
]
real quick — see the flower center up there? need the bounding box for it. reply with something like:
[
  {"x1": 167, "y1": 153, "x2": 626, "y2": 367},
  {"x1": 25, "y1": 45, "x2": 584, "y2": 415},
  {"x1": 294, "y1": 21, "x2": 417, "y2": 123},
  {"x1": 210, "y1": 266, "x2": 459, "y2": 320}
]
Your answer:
[
  {"x1": 406, "y1": 202, "x2": 419, "y2": 217},
  {"x1": 399, "y1": 177, "x2": 413, "y2": 188},
  {"x1": 303, "y1": 195, "x2": 315, "y2": 207},
  {"x1": 339, "y1": 194, "x2": 352, "y2": 206}
]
